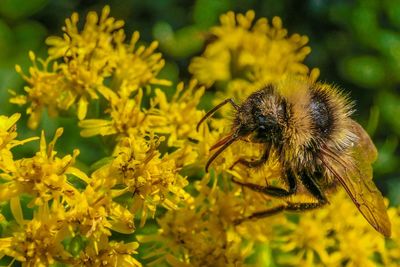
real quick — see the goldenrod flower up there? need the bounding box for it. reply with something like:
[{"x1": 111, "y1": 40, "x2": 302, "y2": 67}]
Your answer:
[
  {"x1": 189, "y1": 10, "x2": 313, "y2": 103},
  {"x1": 269, "y1": 190, "x2": 389, "y2": 266},
  {"x1": 387, "y1": 206, "x2": 400, "y2": 265},
  {"x1": 0, "y1": 194, "x2": 141, "y2": 266},
  {"x1": 79, "y1": 87, "x2": 148, "y2": 138},
  {"x1": 77, "y1": 238, "x2": 141, "y2": 267},
  {"x1": 141, "y1": 175, "x2": 253, "y2": 266},
  {"x1": 112, "y1": 30, "x2": 171, "y2": 91},
  {"x1": 0, "y1": 201, "x2": 71, "y2": 266},
  {"x1": 9, "y1": 55, "x2": 64, "y2": 129},
  {"x1": 0, "y1": 113, "x2": 37, "y2": 171},
  {"x1": 11, "y1": 6, "x2": 170, "y2": 129},
  {"x1": 149, "y1": 80, "x2": 205, "y2": 147},
  {"x1": 4, "y1": 5, "x2": 400, "y2": 267},
  {"x1": 45, "y1": 6, "x2": 123, "y2": 120},
  {"x1": 46, "y1": 6, "x2": 123, "y2": 61},
  {"x1": 91, "y1": 133, "x2": 191, "y2": 227},
  {"x1": 80, "y1": 80, "x2": 205, "y2": 171},
  {"x1": 47, "y1": 6, "x2": 169, "y2": 91},
  {"x1": 63, "y1": 182, "x2": 136, "y2": 254},
  {"x1": 0, "y1": 113, "x2": 23, "y2": 150},
  {"x1": 0, "y1": 128, "x2": 89, "y2": 205}
]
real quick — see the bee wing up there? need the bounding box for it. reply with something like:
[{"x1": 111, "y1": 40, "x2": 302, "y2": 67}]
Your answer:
[{"x1": 321, "y1": 120, "x2": 391, "y2": 237}]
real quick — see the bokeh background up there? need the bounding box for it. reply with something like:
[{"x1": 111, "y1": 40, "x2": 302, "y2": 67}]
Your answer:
[{"x1": 0, "y1": 0, "x2": 399, "y2": 203}]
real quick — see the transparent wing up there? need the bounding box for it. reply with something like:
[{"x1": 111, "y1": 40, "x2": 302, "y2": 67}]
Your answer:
[{"x1": 321, "y1": 120, "x2": 391, "y2": 237}]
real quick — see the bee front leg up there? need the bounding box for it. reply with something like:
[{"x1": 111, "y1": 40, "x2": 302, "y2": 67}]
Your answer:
[
  {"x1": 230, "y1": 157, "x2": 266, "y2": 169},
  {"x1": 230, "y1": 145, "x2": 270, "y2": 169},
  {"x1": 232, "y1": 168, "x2": 297, "y2": 198}
]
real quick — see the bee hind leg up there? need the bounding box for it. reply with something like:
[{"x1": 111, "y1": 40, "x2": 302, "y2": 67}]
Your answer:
[
  {"x1": 233, "y1": 200, "x2": 326, "y2": 225},
  {"x1": 234, "y1": 170, "x2": 329, "y2": 225},
  {"x1": 232, "y1": 167, "x2": 297, "y2": 198}
]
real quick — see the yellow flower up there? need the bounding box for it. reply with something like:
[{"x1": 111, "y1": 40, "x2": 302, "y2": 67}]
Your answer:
[
  {"x1": 79, "y1": 87, "x2": 148, "y2": 138},
  {"x1": 79, "y1": 79, "x2": 203, "y2": 147},
  {"x1": 140, "y1": 175, "x2": 254, "y2": 267},
  {"x1": 91, "y1": 133, "x2": 191, "y2": 227},
  {"x1": 45, "y1": 6, "x2": 123, "y2": 120},
  {"x1": 112, "y1": 30, "x2": 171, "y2": 91},
  {"x1": 12, "y1": 6, "x2": 170, "y2": 129},
  {"x1": 0, "y1": 201, "x2": 70, "y2": 266},
  {"x1": 65, "y1": 182, "x2": 135, "y2": 242},
  {"x1": 10, "y1": 55, "x2": 65, "y2": 129},
  {"x1": 0, "y1": 113, "x2": 22, "y2": 150},
  {"x1": 149, "y1": 80, "x2": 205, "y2": 147},
  {"x1": 46, "y1": 5, "x2": 170, "y2": 118},
  {"x1": 189, "y1": 10, "x2": 312, "y2": 95},
  {"x1": 0, "y1": 193, "x2": 141, "y2": 266},
  {"x1": 47, "y1": 6, "x2": 169, "y2": 91},
  {"x1": 189, "y1": 10, "x2": 321, "y2": 114},
  {"x1": 0, "y1": 128, "x2": 89, "y2": 205},
  {"x1": 5, "y1": 5, "x2": 400, "y2": 267},
  {"x1": 0, "y1": 113, "x2": 37, "y2": 170},
  {"x1": 77, "y1": 237, "x2": 141, "y2": 267},
  {"x1": 46, "y1": 5, "x2": 123, "y2": 62},
  {"x1": 270, "y1": 190, "x2": 389, "y2": 266},
  {"x1": 387, "y1": 206, "x2": 400, "y2": 265}
]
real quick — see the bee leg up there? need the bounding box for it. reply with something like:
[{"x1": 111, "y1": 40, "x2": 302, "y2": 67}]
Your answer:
[
  {"x1": 234, "y1": 171, "x2": 328, "y2": 224},
  {"x1": 298, "y1": 170, "x2": 329, "y2": 204},
  {"x1": 230, "y1": 157, "x2": 266, "y2": 169},
  {"x1": 233, "y1": 205, "x2": 286, "y2": 224},
  {"x1": 233, "y1": 200, "x2": 326, "y2": 225},
  {"x1": 230, "y1": 146, "x2": 270, "y2": 169},
  {"x1": 232, "y1": 168, "x2": 297, "y2": 198}
]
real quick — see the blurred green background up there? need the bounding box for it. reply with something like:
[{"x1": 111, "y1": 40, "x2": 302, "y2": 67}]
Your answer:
[{"x1": 0, "y1": 0, "x2": 399, "y2": 204}]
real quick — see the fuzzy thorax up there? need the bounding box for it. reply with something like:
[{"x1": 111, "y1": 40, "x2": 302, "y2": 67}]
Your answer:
[{"x1": 275, "y1": 78, "x2": 356, "y2": 169}]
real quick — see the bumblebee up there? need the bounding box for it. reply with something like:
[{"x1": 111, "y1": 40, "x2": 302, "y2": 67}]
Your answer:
[{"x1": 197, "y1": 78, "x2": 391, "y2": 237}]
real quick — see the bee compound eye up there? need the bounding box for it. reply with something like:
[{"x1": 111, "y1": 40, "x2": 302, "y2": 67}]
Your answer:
[{"x1": 257, "y1": 115, "x2": 267, "y2": 124}]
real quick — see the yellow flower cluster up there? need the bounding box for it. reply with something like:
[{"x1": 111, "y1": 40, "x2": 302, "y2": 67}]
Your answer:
[
  {"x1": 0, "y1": 118, "x2": 142, "y2": 266},
  {"x1": 189, "y1": 10, "x2": 319, "y2": 105},
  {"x1": 270, "y1": 190, "x2": 398, "y2": 267},
  {"x1": 10, "y1": 6, "x2": 169, "y2": 129},
  {"x1": 2, "y1": 6, "x2": 399, "y2": 267},
  {"x1": 150, "y1": 10, "x2": 400, "y2": 267},
  {"x1": 4, "y1": 6, "x2": 200, "y2": 266}
]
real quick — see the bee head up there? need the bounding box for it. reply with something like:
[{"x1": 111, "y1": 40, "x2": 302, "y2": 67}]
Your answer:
[
  {"x1": 234, "y1": 89, "x2": 287, "y2": 145},
  {"x1": 199, "y1": 85, "x2": 289, "y2": 172}
]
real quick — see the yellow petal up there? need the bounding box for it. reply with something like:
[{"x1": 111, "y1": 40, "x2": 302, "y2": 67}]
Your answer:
[
  {"x1": 77, "y1": 96, "x2": 88, "y2": 120},
  {"x1": 67, "y1": 167, "x2": 91, "y2": 184},
  {"x1": 0, "y1": 183, "x2": 20, "y2": 202},
  {"x1": 10, "y1": 196, "x2": 24, "y2": 226}
]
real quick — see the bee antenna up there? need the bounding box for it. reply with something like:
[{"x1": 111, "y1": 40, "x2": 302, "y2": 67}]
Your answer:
[
  {"x1": 196, "y1": 98, "x2": 239, "y2": 132},
  {"x1": 205, "y1": 133, "x2": 239, "y2": 172}
]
